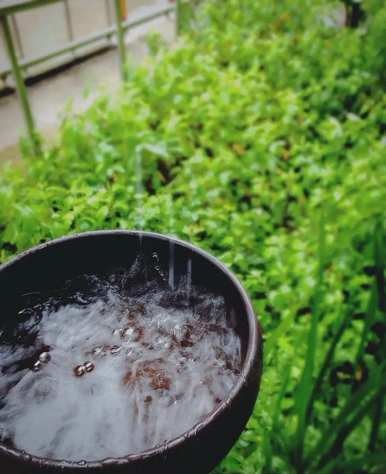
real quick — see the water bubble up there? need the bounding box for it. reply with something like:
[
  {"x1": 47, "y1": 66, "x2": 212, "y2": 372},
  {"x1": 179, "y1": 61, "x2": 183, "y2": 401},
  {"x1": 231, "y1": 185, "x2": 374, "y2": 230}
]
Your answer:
[
  {"x1": 74, "y1": 365, "x2": 86, "y2": 377},
  {"x1": 110, "y1": 345, "x2": 121, "y2": 356},
  {"x1": 112, "y1": 328, "x2": 123, "y2": 338},
  {"x1": 84, "y1": 361, "x2": 95, "y2": 373},
  {"x1": 92, "y1": 346, "x2": 104, "y2": 358},
  {"x1": 32, "y1": 361, "x2": 42, "y2": 372},
  {"x1": 39, "y1": 352, "x2": 51, "y2": 364}
]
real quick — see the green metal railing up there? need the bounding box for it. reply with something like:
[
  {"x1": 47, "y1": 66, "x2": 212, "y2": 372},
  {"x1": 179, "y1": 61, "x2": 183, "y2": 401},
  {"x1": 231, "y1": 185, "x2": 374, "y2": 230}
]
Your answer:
[
  {"x1": 113, "y1": 0, "x2": 128, "y2": 82},
  {"x1": 0, "y1": 0, "x2": 180, "y2": 154}
]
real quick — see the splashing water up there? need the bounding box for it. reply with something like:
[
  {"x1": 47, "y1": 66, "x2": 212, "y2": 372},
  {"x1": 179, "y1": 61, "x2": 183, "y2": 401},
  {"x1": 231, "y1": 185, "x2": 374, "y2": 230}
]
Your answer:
[
  {"x1": 0, "y1": 266, "x2": 241, "y2": 462},
  {"x1": 166, "y1": 194, "x2": 177, "y2": 293},
  {"x1": 135, "y1": 146, "x2": 144, "y2": 229}
]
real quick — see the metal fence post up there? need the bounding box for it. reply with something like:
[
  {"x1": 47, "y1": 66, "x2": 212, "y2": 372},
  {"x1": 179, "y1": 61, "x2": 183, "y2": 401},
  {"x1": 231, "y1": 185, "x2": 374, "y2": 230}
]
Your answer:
[
  {"x1": 63, "y1": 0, "x2": 74, "y2": 43},
  {"x1": 113, "y1": 0, "x2": 128, "y2": 82},
  {"x1": 105, "y1": 0, "x2": 113, "y2": 27},
  {"x1": 176, "y1": 0, "x2": 182, "y2": 36},
  {"x1": 0, "y1": 14, "x2": 40, "y2": 154},
  {"x1": 10, "y1": 15, "x2": 24, "y2": 58}
]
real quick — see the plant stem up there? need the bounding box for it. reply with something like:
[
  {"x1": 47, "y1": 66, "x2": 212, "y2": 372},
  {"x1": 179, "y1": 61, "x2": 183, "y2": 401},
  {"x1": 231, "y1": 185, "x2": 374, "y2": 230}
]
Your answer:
[
  {"x1": 305, "y1": 363, "x2": 385, "y2": 470},
  {"x1": 354, "y1": 283, "x2": 377, "y2": 367},
  {"x1": 368, "y1": 395, "x2": 384, "y2": 451},
  {"x1": 305, "y1": 310, "x2": 350, "y2": 423},
  {"x1": 368, "y1": 222, "x2": 386, "y2": 451},
  {"x1": 293, "y1": 210, "x2": 326, "y2": 468},
  {"x1": 318, "y1": 384, "x2": 386, "y2": 470}
]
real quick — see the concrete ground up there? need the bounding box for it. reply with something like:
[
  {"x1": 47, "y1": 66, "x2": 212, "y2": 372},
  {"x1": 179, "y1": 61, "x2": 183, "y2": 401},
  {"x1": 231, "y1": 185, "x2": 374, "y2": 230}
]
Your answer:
[{"x1": 0, "y1": 0, "x2": 175, "y2": 164}]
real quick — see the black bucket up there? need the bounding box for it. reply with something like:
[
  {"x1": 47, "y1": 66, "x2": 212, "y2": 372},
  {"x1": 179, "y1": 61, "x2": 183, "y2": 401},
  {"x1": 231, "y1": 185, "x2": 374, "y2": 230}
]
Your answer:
[{"x1": 0, "y1": 231, "x2": 262, "y2": 474}]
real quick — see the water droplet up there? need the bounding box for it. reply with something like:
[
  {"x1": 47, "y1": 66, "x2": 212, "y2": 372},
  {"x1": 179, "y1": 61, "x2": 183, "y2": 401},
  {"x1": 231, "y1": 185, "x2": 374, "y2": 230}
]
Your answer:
[
  {"x1": 32, "y1": 360, "x2": 42, "y2": 372},
  {"x1": 92, "y1": 346, "x2": 104, "y2": 357},
  {"x1": 84, "y1": 361, "x2": 95, "y2": 373},
  {"x1": 110, "y1": 345, "x2": 121, "y2": 356},
  {"x1": 74, "y1": 365, "x2": 86, "y2": 377},
  {"x1": 39, "y1": 352, "x2": 51, "y2": 364},
  {"x1": 112, "y1": 328, "x2": 123, "y2": 338}
]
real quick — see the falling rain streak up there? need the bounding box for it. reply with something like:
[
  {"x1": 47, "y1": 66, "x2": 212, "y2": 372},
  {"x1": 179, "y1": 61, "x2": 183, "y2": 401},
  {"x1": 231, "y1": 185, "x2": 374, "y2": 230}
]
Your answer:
[
  {"x1": 168, "y1": 241, "x2": 175, "y2": 291},
  {"x1": 135, "y1": 146, "x2": 144, "y2": 230},
  {"x1": 186, "y1": 258, "x2": 192, "y2": 300}
]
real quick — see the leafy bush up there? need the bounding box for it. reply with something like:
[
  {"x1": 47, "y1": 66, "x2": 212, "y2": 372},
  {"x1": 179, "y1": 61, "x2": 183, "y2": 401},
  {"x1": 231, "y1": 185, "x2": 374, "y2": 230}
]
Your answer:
[{"x1": 0, "y1": 0, "x2": 385, "y2": 472}]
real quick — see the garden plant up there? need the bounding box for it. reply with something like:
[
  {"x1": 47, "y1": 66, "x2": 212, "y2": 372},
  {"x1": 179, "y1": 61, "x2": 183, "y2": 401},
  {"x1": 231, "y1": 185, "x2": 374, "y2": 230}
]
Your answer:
[{"x1": 0, "y1": 0, "x2": 385, "y2": 472}]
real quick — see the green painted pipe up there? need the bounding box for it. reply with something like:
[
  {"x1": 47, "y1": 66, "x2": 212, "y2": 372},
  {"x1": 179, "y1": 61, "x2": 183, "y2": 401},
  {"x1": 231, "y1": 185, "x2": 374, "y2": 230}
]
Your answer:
[
  {"x1": 0, "y1": 14, "x2": 40, "y2": 154},
  {"x1": 113, "y1": 0, "x2": 127, "y2": 82},
  {"x1": 176, "y1": 0, "x2": 182, "y2": 36}
]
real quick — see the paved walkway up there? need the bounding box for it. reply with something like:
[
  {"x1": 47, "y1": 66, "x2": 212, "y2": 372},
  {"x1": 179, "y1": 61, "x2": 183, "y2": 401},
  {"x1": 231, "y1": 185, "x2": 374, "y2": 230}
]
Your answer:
[{"x1": 0, "y1": 1, "x2": 175, "y2": 164}]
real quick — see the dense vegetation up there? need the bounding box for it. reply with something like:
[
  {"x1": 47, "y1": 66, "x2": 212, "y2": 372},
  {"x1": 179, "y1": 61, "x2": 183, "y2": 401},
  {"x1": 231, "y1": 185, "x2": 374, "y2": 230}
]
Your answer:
[{"x1": 1, "y1": 0, "x2": 385, "y2": 472}]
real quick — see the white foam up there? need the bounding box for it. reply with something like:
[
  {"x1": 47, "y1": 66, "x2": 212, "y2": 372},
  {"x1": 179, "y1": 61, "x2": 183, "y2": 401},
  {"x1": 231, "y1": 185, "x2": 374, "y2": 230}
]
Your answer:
[{"x1": 0, "y1": 279, "x2": 241, "y2": 462}]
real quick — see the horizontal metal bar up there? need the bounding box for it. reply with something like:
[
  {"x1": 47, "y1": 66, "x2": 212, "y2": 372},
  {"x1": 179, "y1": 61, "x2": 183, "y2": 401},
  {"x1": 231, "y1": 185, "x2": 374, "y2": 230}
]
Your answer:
[
  {"x1": 0, "y1": 5, "x2": 175, "y2": 79},
  {"x1": 123, "y1": 5, "x2": 174, "y2": 32},
  {"x1": 0, "y1": 0, "x2": 61, "y2": 16},
  {"x1": 16, "y1": 30, "x2": 113, "y2": 70}
]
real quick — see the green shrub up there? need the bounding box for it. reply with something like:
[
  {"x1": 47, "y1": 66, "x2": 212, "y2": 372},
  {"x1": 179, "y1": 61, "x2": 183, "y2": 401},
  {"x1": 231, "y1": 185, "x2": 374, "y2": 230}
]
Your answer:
[{"x1": 0, "y1": 0, "x2": 385, "y2": 472}]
